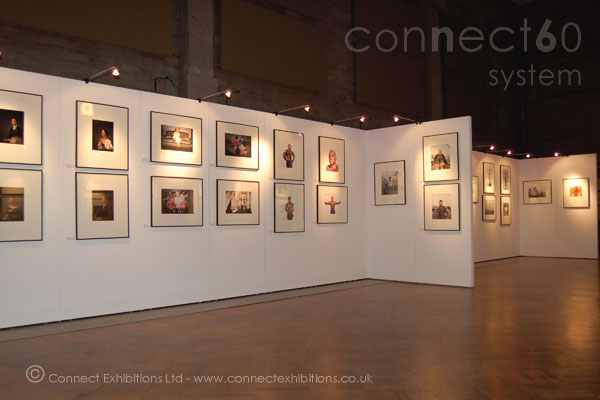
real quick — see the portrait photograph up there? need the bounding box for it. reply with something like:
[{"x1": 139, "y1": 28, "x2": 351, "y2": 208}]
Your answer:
[
  {"x1": 77, "y1": 101, "x2": 129, "y2": 170},
  {"x1": 482, "y1": 194, "x2": 496, "y2": 221},
  {"x1": 422, "y1": 132, "x2": 459, "y2": 182},
  {"x1": 523, "y1": 180, "x2": 552, "y2": 204},
  {"x1": 423, "y1": 183, "x2": 460, "y2": 231},
  {"x1": 274, "y1": 183, "x2": 305, "y2": 233},
  {"x1": 151, "y1": 176, "x2": 203, "y2": 227},
  {"x1": 500, "y1": 196, "x2": 511, "y2": 225},
  {"x1": 92, "y1": 119, "x2": 114, "y2": 152},
  {"x1": 76, "y1": 172, "x2": 129, "y2": 239},
  {"x1": 217, "y1": 179, "x2": 259, "y2": 225},
  {"x1": 562, "y1": 177, "x2": 590, "y2": 208},
  {"x1": 500, "y1": 165, "x2": 511, "y2": 194},
  {"x1": 216, "y1": 121, "x2": 259, "y2": 170},
  {"x1": 472, "y1": 176, "x2": 479, "y2": 203},
  {"x1": 483, "y1": 162, "x2": 496, "y2": 193},
  {"x1": 319, "y1": 136, "x2": 345, "y2": 184},
  {"x1": 274, "y1": 129, "x2": 304, "y2": 181},
  {"x1": 317, "y1": 185, "x2": 348, "y2": 224},
  {"x1": 0, "y1": 168, "x2": 42, "y2": 242},
  {"x1": 0, "y1": 108, "x2": 24, "y2": 145},
  {"x1": 374, "y1": 160, "x2": 406, "y2": 206},
  {"x1": 150, "y1": 111, "x2": 202, "y2": 166},
  {"x1": 0, "y1": 89, "x2": 42, "y2": 165}
]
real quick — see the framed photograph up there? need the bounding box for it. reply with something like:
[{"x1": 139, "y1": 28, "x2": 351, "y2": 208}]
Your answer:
[
  {"x1": 472, "y1": 176, "x2": 479, "y2": 203},
  {"x1": 76, "y1": 172, "x2": 129, "y2": 239},
  {"x1": 483, "y1": 162, "x2": 495, "y2": 193},
  {"x1": 423, "y1": 183, "x2": 460, "y2": 231},
  {"x1": 523, "y1": 180, "x2": 552, "y2": 204},
  {"x1": 500, "y1": 196, "x2": 511, "y2": 225},
  {"x1": 76, "y1": 101, "x2": 129, "y2": 170},
  {"x1": 274, "y1": 183, "x2": 304, "y2": 233},
  {"x1": 500, "y1": 165, "x2": 511, "y2": 195},
  {"x1": 374, "y1": 160, "x2": 406, "y2": 206},
  {"x1": 0, "y1": 89, "x2": 43, "y2": 165},
  {"x1": 563, "y1": 178, "x2": 590, "y2": 208},
  {"x1": 217, "y1": 179, "x2": 260, "y2": 226},
  {"x1": 319, "y1": 136, "x2": 345, "y2": 183},
  {"x1": 422, "y1": 132, "x2": 459, "y2": 182},
  {"x1": 216, "y1": 121, "x2": 259, "y2": 170},
  {"x1": 317, "y1": 185, "x2": 348, "y2": 224},
  {"x1": 274, "y1": 129, "x2": 304, "y2": 181},
  {"x1": 150, "y1": 112, "x2": 202, "y2": 166},
  {"x1": 151, "y1": 176, "x2": 203, "y2": 227},
  {"x1": 0, "y1": 168, "x2": 42, "y2": 242},
  {"x1": 482, "y1": 194, "x2": 497, "y2": 222}
]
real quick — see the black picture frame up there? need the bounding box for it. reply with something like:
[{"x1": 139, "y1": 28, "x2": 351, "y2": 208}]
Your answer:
[
  {"x1": 318, "y1": 136, "x2": 345, "y2": 184},
  {"x1": 216, "y1": 179, "x2": 260, "y2": 226},
  {"x1": 216, "y1": 120, "x2": 260, "y2": 170},
  {"x1": 482, "y1": 162, "x2": 496, "y2": 194},
  {"x1": 274, "y1": 182, "x2": 305, "y2": 233},
  {"x1": 273, "y1": 129, "x2": 304, "y2": 181},
  {"x1": 75, "y1": 172, "x2": 130, "y2": 240},
  {"x1": 0, "y1": 168, "x2": 43, "y2": 242},
  {"x1": 317, "y1": 184, "x2": 348, "y2": 224},
  {"x1": 500, "y1": 195, "x2": 511, "y2": 225},
  {"x1": 76, "y1": 100, "x2": 130, "y2": 171},
  {"x1": 423, "y1": 182, "x2": 461, "y2": 231},
  {"x1": 0, "y1": 88, "x2": 43, "y2": 166},
  {"x1": 562, "y1": 177, "x2": 590, "y2": 209},
  {"x1": 374, "y1": 160, "x2": 406, "y2": 206},
  {"x1": 150, "y1": 111, "x2": 203, "y2": 166},
  {"x1": 422, "y1": 132, "x2": 459, "y2": 182},
  {"x1": 150, "y1": 176, "x2": 204, "y2": 227},
  {"x1": 482, "y1": 194, "x2": 497, "y2": 222},
  {"x1": 500, "y1": 165, "x2": 511, "y2": 195},
  {"x1": 523, "y1": 179, "x2": 552, "y2": 205}
]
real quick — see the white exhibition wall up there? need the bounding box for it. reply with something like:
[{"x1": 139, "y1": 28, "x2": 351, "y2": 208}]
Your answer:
[
  {"x1": 518, "y1": 154, "x2": 598, "y2": 259},
  {"x1": 0, "y1": 67, "x2": 371, "y2": 328},
  {"x1": 472, "y1": 152, "x2": 598, "y2": 262},
  {"x1": 366, "y1": 118, "x2": 474, "y2": 287},
  {"x1": 472, "y1": 151, "x2": 520, "y2": 262}
]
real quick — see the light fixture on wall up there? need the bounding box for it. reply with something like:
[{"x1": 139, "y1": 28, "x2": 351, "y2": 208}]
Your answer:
[
  {"x1": 197, "y1": 89, "x2": 239, "y2": 104},
  {"x1": 473, "y1": 144, "x2": 496, "y2": 151},
  {"x1": 554, "y1": 152, "x2": 561, "y2": 157},
  {"x1": 506, "y1": 150, "x2": 513, "y2": 156},
  {"x1": 84, "y1": 66, "x2": 120, "y2": 84},
  {"x1": 274, "y1": 104, "x2": 311, "y2": 116},
  {"x1": 331, "y1": 115, "x2": 366, "y2": 129},
  {"x1": 513, "y1": 152, "x2": 532, "y2": 159},
  {"x1": 393, "y1": 114, "x2": 419, "y2": 124}
]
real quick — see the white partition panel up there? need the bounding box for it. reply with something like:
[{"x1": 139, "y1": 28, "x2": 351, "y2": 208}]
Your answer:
[
  {"x1": 0, "y1": 67, "x2": 472, "y2": 328},
  {"x1": 366, "y1": 117, "x2": 474, "y2": 287}
]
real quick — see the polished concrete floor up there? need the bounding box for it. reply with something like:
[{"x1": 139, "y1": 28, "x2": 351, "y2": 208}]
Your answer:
[{"x1": 0, "y1": 257, "x2": 598, "y2": 399}]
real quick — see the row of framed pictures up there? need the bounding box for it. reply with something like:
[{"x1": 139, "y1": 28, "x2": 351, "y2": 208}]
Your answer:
[
  {"x1": 480, "y1": 194, "x2": 512, "y2": 225},
  {"x1": 474, "y1": 175, "x2": 591, "y2": 208}
]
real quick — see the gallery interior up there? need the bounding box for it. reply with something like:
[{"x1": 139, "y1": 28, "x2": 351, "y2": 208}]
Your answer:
[{"x1": 0, "y1": 0, "x2": 598, "y2": 399}]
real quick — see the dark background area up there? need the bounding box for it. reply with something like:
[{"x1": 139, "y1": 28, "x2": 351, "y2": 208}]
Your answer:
[{"x1": 0, "y1": 0, "x2": 598, "y2": 165}]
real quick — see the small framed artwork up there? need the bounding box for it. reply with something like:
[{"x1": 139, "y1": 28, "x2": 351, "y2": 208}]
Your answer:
[
  {"x1": 151, "y1": 176, "x2": 203, "y2": 227},
  {"x1": 423, "y1": 183, "x2": 460, "y2": 231},
  {"x1": 76, "y1": 101, "x2": 129, "y2": 170},
  {"x1": 483, "y1": 162, "x2": 495, "y2": 193},
  {"x1": 317, "y1": 185, "x2": 348, "y2": 224},
  {"x1": 150, "y1": 112, "x2": 202, "y2": 166},
  {"x1": 374, "y1": 160, "x2": 406, "y2": 206},
  {"x1": 500, "y1": 165, "x2": 511, "y2": 195},
  {"x1": 216, "y1": 121, "x2": 259, "y2": 170},
  {"x1": 0, "y1": 89, "x2": 43, "y2": 165},
  {"x1": 523, "y1": 180, "x2": 552, "y2": 204},
  {"x1": 217, "y1": 179, "x2": 260, "y2": 226},
  {"x1": 472, "y1": 176, "x2": 479, "y2": 203},
  {"x1": 422, "y1": 132, "x2": 459, "y2": 182},
  {"x1": 274, "y1": 183, "x2": 305, "y2": 233},
  {"x1": 0, "y1": 168, "x2": 42, "y2": 242},
  {"x1": 319, "y1": 136, "x2": 345, "y2": 183},
  {"x1": 500, "y1": 196, "x2": 511, "y2": 225},
  {"x1": 563, "y1": 178, "x2": 590, "y2": 208},
  {"x1": 75, "y1": 172, "x2": 129, "y2": 240},
  {"x1": 274, "y1": 129, "x2": 304, "y2": 181},
  {"x1": 482, "y1": 194, "x2": 496, "y2": 221}
]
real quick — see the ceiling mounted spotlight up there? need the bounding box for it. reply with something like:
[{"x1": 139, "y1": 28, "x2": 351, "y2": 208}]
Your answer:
[
  {"x1": 274, "y1": 104, "x2": 311, "y2": 116},
  {"x1": 554, "y1": 152, "x2": 560, "y2": 157},
  {"x1": 84, "y1": 66, "x2": 120, "y2": 84},
  {"x1": 331, "y1": 115, "x2": 366, "y2": 128},
  {"x1": 506, "y1": 150, "x2": 513, "y2": 155},
  {"x1": 513, "y1": 152, "x2": 532, "y2": 159},
  {"x1": 198, "y1": 89, "x2": 239, "y2": 103},
  {"x1": 473, "y1": 144, "x2": 496, "y2": 151},
  {"x1": 393, "y1": 114, "x2": 419, "y2": 124},
  {"x1": 526, "y1": 153, "x2": 531, "y2": 158}
]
